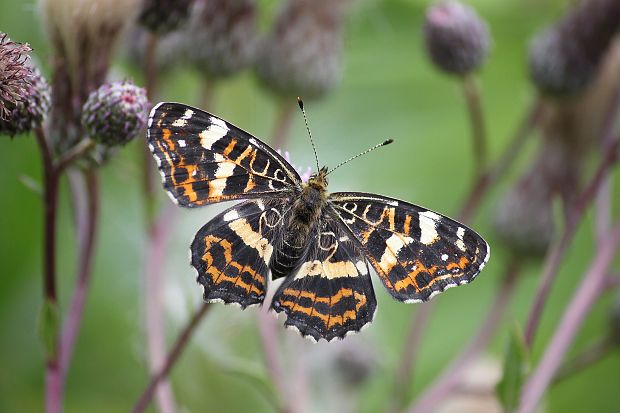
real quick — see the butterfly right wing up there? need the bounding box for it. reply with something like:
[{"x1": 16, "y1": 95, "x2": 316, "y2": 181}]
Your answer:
[
  {"x1": 191, "y1": 199, "x2": 290, "y2": 308},
  {"x1": 147, "y1": 102, "x2": 302, "y2": 207}
]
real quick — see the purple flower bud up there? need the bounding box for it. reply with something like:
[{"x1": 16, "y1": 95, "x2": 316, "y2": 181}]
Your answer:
[
  {"x1": 186, "y1": 0, "x2": 257, "y2": 79},
  {"x1": 255, "y1": 0, "x2": 348, "y2": 100},
  {"x1": 529, "y1": 0, "x2": 620, "y2": 96},
  {"x1": 0, "y1": 66, "x2": 51, "y2": 137},
  {"x1": 0, "y1": 33, "x2": 38, "y2": 132},
  {"x1": 423, "y1": 1, "x2": 491, "y2": 76},
  {"x1": 139, "y1": 0, "x2": 194, "y2": 34},
  {"x1": 81, "y1": 81, "x2": 148, "y2": 147}
]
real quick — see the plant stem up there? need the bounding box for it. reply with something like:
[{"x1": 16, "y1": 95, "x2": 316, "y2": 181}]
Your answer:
[
  {"x1": 551, "y1": 335, "x2": 614, "y2": 386},
  {"x1": 524, "y1": 138, "x2": 619, "y2": 348},
  {"x1": 200, "y1": 78, "x2": 216, "y2": 110},
  {"x1": 34, "y1": 126, "x2": 62, "y2": 413},
  {"x1": 56, "y1": 139, "x2": 96, "y2": 172},
  {"x1": 60, "y1": 170, "x2": 99, "y2": 377},
  {"x1": 145, "y1": 204, "x2": 178, "y2": 413},
  {"x1": 392, "y1": 302, "x2": 434, "y2": 410},
  {"x1": 257, "y1": 308, "x2": 294, "y2": 413},
  {"x1": 406, "y1": 256, "x2": 521, "y2": 413},
  {"x1": 458, "y1": 98, "x2": 541, "y2": 222},
  {"x1": 132, "y1": 302, "x2": 211, "y2": 413},
  {"x1": 461, "y1": 75, "x2": 488, "y2": 179},
  {"x1": 271, "y1": 100, "x2": 296, "y2": 151},
  {"x1": 517, "y1": 219, "x2": 620, "y2": 413}
]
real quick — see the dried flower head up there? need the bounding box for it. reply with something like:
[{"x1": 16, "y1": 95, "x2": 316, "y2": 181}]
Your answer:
[
  {"x1": 0, "y1": 33, "x2": 33, "y2": 121},
  {"x1": 255, "y1": 0, "x2": 349, "y2": 100},
  {"x1": 81, "y1": 80, "x2": 148, "y2": 147},
  {"x1": 139, "y1": 0, "x2": 194, "y2": 34},
  {"x1": 186, "y1": 0, "x2": 257, "y2": 79},
  {"x1": 0, "y1": 66, "x2": 51, "y2": 137},
  {"x1": 529, "y1": 0, "x2": 620, "y2": 96},
  {"x1": 40, "y1": 0, "x2": 141, "y2": 151},
  {"x1": 423, "y1": 1, "x2": 491, "y2": 76}
]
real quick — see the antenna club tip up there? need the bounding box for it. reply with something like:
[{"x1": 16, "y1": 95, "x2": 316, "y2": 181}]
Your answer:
[
  {"x1": 383, "y1": 138, "x2": 394, "y2": 145},
  {"x1": 297, "y1": 97, "x2": 304, "y2": 109}
]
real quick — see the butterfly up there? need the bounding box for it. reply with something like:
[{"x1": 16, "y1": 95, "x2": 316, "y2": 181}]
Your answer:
[{"x1": 146, "y1": 101, "x2": 490, "y2": 342}]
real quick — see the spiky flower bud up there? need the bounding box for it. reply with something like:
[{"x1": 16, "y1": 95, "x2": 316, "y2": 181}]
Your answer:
[
  {"x1": 0, "y1": 33, "x2": 33, "y2": 121},
  {"x1": 493, "y1": 165, "x2": 554, "y2": 258},
  {"x1": 139, "y1": 0, "x2": 194, "y2": 34},
  {"x1": 186, "y1": 0, "x2": 257, "y2": 79},
  {"x1": 255, "y1": 0, "x2": 348, "y2": 100},
  {"x1": 529, "y1": 0, "x2": 620, "y2": 96},
  {"x1": 81, "y1": 80, "x2": 148, "y2": 147},
  {"x1": 0, "y1": 66, "x2": 51, "y2": 137},
  {"x1": 423, "y1": 1, "x2": 490, "y2": 76}
]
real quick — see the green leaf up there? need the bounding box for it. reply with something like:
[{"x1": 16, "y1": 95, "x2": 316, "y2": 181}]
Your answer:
[
  {"x1": 38, "y1": 298, "x2": 60, "y2": 362},
  {"x1": 496, "y1": 321, "x2": 530, "y2": 412}
]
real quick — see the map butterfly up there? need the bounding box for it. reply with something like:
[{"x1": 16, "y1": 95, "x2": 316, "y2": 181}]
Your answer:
[{"x1": 147, "y1": 101, "x2": 490, "y2": 341}]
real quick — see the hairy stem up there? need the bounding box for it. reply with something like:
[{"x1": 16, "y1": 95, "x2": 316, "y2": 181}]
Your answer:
[
  {"x1": 406, "y1": 257, "x2": 521, "y2": 413},
  {"x1": 517, "y1": 219, "x2": 620, "y2": 413},
  {"x1": 132, "y1": 302, "x2": 211, "y2": 413}
]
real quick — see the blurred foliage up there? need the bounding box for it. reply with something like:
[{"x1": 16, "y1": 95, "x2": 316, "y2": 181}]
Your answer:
[{"x1": 1, "y1": 0, "x2": 619, "y2": 412}]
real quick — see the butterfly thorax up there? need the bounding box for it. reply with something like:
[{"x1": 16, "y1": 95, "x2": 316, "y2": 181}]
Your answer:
[{"x1": 269, "y1": 167, "x2": 329, "y2": 280}]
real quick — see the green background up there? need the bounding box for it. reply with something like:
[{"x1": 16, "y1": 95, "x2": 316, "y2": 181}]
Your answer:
[{"x1": 1, "y1": 0, "x2": 619, "y2": 412}]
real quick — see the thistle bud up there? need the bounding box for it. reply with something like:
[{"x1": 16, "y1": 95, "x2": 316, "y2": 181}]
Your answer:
[
  {"x1": 493, "y1": 164, "x2": 554, "y2": 258},
  {"x1": 255, "y1": 0, "x2": 348, "y2": 100},
  {"x1": 423, "y1": 1, "x2": 491, "y2": 76},
  {"x1": 0, "y1": 66, "x2": 51, "y2": 137},
  {"x1": 529, "y1": 0, "x2": 620, "y2": 96},
  {"x1": 81, "y1": 81, "x2": 148, "y2": 147},
  {"x1": 138, "y1": 0, "x2": 194, "y2": 34},
  {"x1": 0, "y1": 33, "x2": 33, "y2": 123},
  {"x1": 186, "y1": 0, "x2": 257, "y2": 79}
]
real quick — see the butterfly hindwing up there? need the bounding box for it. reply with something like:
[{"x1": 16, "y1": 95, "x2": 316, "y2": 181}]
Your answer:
[
  {"x1": 270, "y1": 219, "x2": 377, "y2": 341},
  {"x1": 329, "y1": 192, "x2": 490, "y2": 303},
  {"x1": 191, "y1": 199, "x2": 290, "y2": 308},
  {"x1": 147, "y1": 102, "x2": 302, "y2": 207}
]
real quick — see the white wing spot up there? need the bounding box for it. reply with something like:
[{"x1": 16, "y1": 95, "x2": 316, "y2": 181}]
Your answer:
[
  {"x1": 200, "y1": 123, "x2": 229, "y2": 150},
  {"x1": 178, "y1": 139, "x2": 186, "y2": 147},
  {"x1": 456, "y1": 227, "x2": 467, "y2": 251},
  {"x1": 419, "y1": 211, "x2": 441, "y2": 245},
  {"x1": 355, "y1": 260, "x2": 368, "y2": 275},
  {"x1": 441, "y1": 254, "x2": 449, "y2": 261},
  {"x1": 223, "y1": 210, "x2": 240, "y2": 222}
]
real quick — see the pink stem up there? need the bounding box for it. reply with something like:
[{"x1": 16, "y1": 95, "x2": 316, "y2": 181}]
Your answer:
[
  {"x1": 60, "y1": 171, "x2": 99, "y2": 377},
  {"x1": 406, "y1": 258, "x2": 520, "y2": 413},
  {"x1": 145, "y1": 204, "x2": 178, "y2": 413},
  {"x1": 517, "y1": 219, "x2": 620, "y2": 413}
]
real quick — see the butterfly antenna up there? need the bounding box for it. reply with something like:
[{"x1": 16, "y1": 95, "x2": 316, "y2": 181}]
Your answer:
[
  {"x1": 327, "y1": 139, "x2": 394, "y2": 176},
  {"x1": 298, "y1": 97, "x2": 320, "y2": 171}
]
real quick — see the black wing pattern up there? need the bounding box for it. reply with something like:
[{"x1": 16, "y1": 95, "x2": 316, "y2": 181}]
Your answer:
[
  {"x1": 270, "y1": 219, "x2": 377, "y2": 341},
  {"x1": 147, "y1": 102, "x2": 301, "y2": 207},
  {"x1": 329, "y1": 192, "x2": 490, "y2": 303},
  {"x1": 191, "y1": 199, "x2": 291, "y2": 308}
]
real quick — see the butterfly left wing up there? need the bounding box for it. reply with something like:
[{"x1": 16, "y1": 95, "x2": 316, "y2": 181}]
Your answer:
[
  {"x1": 329, "y1": 192, "x2": 490, "y2": 303},
  {"x1": 270, "y1": 219, "x2": 377, "y2": 341},
  {"x1": 191, "y1": 199, "x2": 290, "y2": 308},
  {"x1": 147, "y1": 102, "x2": 302, "y2": 207}
]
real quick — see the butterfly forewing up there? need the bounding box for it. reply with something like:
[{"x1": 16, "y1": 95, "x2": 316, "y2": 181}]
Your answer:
[
  {"x1": 147, "y1": 102, "x2": 301, "y2": 207},
  {"x1": 329, "y1": 192, "x2": 490, "y2": 303},
  {"x1": 271, "y1": 219, "x2": 377, "y2": 341},
  {"x1": 191, "y1": 199, "x2": 291, "y2": 308}
]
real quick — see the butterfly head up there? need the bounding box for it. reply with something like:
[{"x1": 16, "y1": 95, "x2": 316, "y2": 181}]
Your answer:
[{"x1": 307, "y1": 166, "x2": 329, "y2": 191}]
